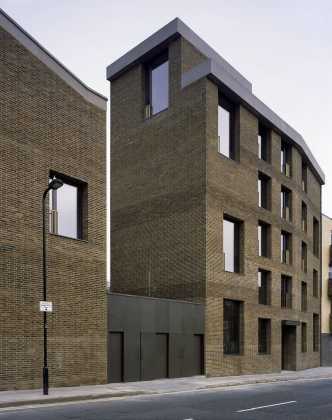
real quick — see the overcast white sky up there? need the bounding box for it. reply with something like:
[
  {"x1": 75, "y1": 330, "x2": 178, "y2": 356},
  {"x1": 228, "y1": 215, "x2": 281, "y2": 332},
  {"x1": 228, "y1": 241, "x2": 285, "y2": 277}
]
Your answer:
[{"x1": 2, "y1": 0, "x2": 332, "y2": 215}]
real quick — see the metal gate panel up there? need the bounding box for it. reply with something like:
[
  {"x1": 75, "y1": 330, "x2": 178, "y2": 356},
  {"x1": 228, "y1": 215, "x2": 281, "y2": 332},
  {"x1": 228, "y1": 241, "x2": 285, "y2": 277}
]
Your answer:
[{"x1": 108, "y1": 332, "x2": 124, "y2": 382}]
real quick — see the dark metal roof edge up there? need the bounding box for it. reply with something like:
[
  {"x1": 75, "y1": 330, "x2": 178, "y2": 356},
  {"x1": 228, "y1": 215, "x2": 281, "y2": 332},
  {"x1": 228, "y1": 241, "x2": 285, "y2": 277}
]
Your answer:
[
  {"x1": 106, "y1": 17, "x2": 252, "y2": 92},
  {"x1": 182, "y1": 59, "x2": 325, "y2": 184}
]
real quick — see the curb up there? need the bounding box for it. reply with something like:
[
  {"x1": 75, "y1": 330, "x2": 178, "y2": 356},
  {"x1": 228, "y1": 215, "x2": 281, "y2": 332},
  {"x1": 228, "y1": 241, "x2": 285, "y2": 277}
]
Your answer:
[{"x1": 0, "y1": 390, "x2": 148, "y2": 410}]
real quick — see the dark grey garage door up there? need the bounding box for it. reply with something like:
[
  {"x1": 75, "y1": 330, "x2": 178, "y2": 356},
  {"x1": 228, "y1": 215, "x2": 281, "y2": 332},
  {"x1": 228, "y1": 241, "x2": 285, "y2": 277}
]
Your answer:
[
  {"x1": 141, "y1": 333, "x2": 169, "y2": 380},
  {"x1": 108, "y1": 332, "x2": 123, "y2": 382}
]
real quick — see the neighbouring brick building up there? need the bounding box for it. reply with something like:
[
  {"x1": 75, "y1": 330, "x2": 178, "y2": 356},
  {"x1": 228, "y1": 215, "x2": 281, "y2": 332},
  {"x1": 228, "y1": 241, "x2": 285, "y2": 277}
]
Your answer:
[
  {"x1": 0, "y1": 9, "x2": 107, "y2": 390},
  {"x1": 107, "y1": 18, "x2": 324, "y2": 378},
  {"x1": 321, "y1": 214, "x2": 332, "y2": 365}
]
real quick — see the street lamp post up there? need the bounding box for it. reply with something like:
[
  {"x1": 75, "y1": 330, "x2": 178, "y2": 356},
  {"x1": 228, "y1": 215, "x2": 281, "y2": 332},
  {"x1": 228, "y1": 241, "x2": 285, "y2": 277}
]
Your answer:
[{"x1": 42, "y1": 177, "x2": 63, "y2": 395}]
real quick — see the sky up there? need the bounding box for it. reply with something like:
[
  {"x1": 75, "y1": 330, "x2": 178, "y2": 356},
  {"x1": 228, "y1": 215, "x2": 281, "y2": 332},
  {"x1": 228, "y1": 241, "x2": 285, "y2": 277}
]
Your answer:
[{"x1": 2, "y1": 0, "x2": 332, "y2": 219}]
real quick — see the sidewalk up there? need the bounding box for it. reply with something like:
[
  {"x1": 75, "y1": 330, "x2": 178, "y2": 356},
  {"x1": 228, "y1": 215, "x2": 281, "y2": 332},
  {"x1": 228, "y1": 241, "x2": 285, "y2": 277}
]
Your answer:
[{"x1": 1, "y1": 367, "x2": 332, "y2": 409}]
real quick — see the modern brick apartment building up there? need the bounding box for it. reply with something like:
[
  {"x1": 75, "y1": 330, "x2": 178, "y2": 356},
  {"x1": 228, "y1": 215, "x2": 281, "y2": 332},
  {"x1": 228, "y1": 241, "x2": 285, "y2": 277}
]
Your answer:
[
  {"x1": 107, "y1": 18, "x2": 324, "y2": 378},
  {"x1": 0, "y1": 9, "x2": 107, "y2": 390},
  {"x1": 321, "y1": 214, "x2": 332, "y2": 365}
]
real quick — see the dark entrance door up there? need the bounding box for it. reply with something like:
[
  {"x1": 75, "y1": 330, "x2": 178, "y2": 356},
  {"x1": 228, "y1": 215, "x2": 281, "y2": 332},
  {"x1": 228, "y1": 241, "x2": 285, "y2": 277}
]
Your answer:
[
  {"x1": 282, "y1": 324, "x2": 296, "y2": 370},
  {"x1": 108, "y1": 332, "x2": 124, "y2": 382}
]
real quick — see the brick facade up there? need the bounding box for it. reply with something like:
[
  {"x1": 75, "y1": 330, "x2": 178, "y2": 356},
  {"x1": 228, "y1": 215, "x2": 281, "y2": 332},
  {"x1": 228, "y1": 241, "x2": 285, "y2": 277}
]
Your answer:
[
  {"x1": 0, "y1": 18, "x2": 107, "y2": 390},
  {"x1": 108, "y1": 21, "x2": 323, "y2": 376}
]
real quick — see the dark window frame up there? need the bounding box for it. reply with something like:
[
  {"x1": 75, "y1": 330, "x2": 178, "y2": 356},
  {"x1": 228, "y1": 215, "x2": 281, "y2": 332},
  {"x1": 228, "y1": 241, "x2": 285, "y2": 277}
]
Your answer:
[
  {"x1": 145, "y1": 51, "x2": 169, "y2": 116},
  {"x1": 281, "y1": 275, "x2": 292, "y2": 308},
  {"x1": 281, "y1": 139, "x2": 292, "y2": 177},
  {"x1": 258, "y1": 269, "x2": 271, "y2": 305},
  {"x1": 301, "y1": 281, "x2": 307, "y2": 312},
  {"x1": 258, "y1": 123, "x2": 270, "y2": 162},
  {"x1": 313, "y1": 217, "x2": 320, "y2": 257},
  {"x1": 223, "y1": 299, "x2": 243, "y2": 355},
  {"x1": 313, "y1": 314, "x2": 319, "y2": 352},
  {"x1": 281, "y1": 185, "x2": 292, "y2": 221},
  {"x1": 258, "y1": 221, "x2": 271, "y2": 258},
  {"x1": 302, "y1": 161, "x2": 308, "y2": 193},
  {"x1": 49, "y1": 171, "x2": 87, "y2": 240},
  {"x1": 301, "y1": 322, "x2": 307, "y2": 353},
  {"x1": 313, "y1": 269, "x2": 319, "y2": 298},
  {"x1": 223, "y1": 215, "x2": 242, "y2": 273},
  {"x1": 218, "y1": 95, "x2": 236, "y2": 160},
  {"x1": 302, "y1": 202, "x2": 307, "y2": 233},
  {"x1": 258, "y1": 318, "x2": 271, "y2": 354},
  {"x1": 281, "y1": 230, "x2": 292, "y2": 264},
  {"x1": 301, "y1": 241, "x2": 308, "y2": 273},
  {"x1": 258, "y1": 172, "x2": 271, "y2": 210}
]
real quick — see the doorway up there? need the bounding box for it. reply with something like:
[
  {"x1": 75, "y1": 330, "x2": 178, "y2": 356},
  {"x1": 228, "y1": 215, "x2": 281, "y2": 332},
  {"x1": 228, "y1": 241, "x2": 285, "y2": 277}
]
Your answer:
[{"x1": 281, "y1": 324, "x2": 296, "y2": 370}]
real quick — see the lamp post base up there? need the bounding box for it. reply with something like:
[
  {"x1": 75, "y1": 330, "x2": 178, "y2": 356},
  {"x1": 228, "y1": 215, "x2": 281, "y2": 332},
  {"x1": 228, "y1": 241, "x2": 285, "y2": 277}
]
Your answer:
[{"x1": 43, "y1": 367, "x2": 49, "y2": 395}]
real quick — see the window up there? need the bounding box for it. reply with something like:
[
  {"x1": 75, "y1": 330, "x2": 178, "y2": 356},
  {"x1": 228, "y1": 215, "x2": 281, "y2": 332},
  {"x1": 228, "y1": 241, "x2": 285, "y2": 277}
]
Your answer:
[
  {"x1": 258, "y1": 221, "x2": 271, "y2": 258},
  {"x1": 281, "y1": 186, "x2": 292, "y2": 221},
  {"x1": 258, "y1": 172, "x2": 271, "y2": 210},
  {"x1": 146, "y1": 53, "x2": 169, "y2": 116},
  {"x1": 313, "y1": 269, "x2": 319, "y2": 297},
  {"x1": 258, "y1": 269, "x2": 271, "y2": 305},
  {"x1": 258, "y1": 123, "x2": 270, "y2": 161},
  {"x1": 301, "y1": 282, "x2": 307, "y2": 312},
  {"x1": 281, "y1": 231, "x2": 292, "y2": 264},
  {"x1": 218, "y1": 96, "x2": 235, "y2": 159},
  {"x1": 223, "y1": 299, "x2": 242, "y2": 355},
  {"x1": 302, "y1": 202, "x2": 307, "y2": 233},
  {"x1": 49, "y1": 175, "x2": 85, "y2": 240},
  {"x1": 301, "y1": 242, "x2": 307, "y2": 272},
  {"x1": 302, "y1": 161, "x2": 307, "y2": 193},
  {"x1": 313, "y1": 217, "x2": 319, "y2": 257},
  {"x1": 313, "y1": 314, "x2": 319, "y2": 352},
  {"x1": 281, "y1": 275, "x2": 292, "y2": 308},
  {"x1": 301, "y1": 323, "x2": 307, "y2": 353},
  {"x1": 258, "y1": 318, "x2": 271, "y2": 354},
  {"x1": 223, "y1": 216, "x2": 241, "y2": 273},
  {"x1": 281, "y1": 140, "x2": 292, "y2": 177}
]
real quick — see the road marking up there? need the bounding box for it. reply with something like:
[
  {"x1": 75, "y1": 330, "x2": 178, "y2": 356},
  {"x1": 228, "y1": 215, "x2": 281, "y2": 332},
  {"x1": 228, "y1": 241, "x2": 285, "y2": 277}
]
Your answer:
[{"x1": 237, "y1": 400, "x2": 296, "y2": 412}]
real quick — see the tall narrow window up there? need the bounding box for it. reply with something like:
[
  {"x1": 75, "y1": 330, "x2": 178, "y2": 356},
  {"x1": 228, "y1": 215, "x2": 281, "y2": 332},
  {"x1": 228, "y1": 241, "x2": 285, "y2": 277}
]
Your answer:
[
  {"x1": 281, "y1": 186, "x2": 292, "y2": 221},
  {"x1": 258, "y1": 269, "x2": 271, "y2": 305},
  {"x1": 281, "y1": 231, "x2": 292, "y2": 264},
  {"x1": 223, "y1": 299, "x2": 242, "y2": 355},
  {"x1": 302, "y1": 161, "x2": 308, "y2": 193},
  {"x1": 218, "y1": 97, "x2": 235, "y2": 159},
  {"x1": 258, "y1": 124, "x2": 270, "y2": 161},
  {"x1": 313, "y1": 217, "x2": 320, "y2": 257},
  {"x1": 301, "y1": 242, "x2": 307, "y2": 272},
  {"x1": 258, "y1": 318, "x2": 271, "y2": 354},
  {"x1": 301, "y1": 281, "x2": 307, "y2": 312},
  {"x1": 223, "y1": 216, "x2": 241, "y2": 273},
  {"x1": 281, "y1": 140, "x2": 292, "y2": 177},
  {"x1": 258, "y1": 172, "x2": 271, "y2": 210},
  {"x1": 49, "y1": 175, "x2": 85, "y2": 240},
  {"x1": 313, "y1": 314, "x2": 319, "y2": 352},
  {"x1": 146, "y1": 53, "x2": 169, "y2": 116},
  {"x1": 313, "y1": 269, "x2": 319, "y2": 298},
  {"x1": 301, "y1": 323, "x2": 307, "y2": 353},
  {"x1": 302, "y1": 202, "x2": 307, "y2": 232},
  {"x1": 258, "y1": 221, "x2": 271, "y2": 258},
  {"x1": 281, "y1": 275, "x2": 292, "y2": 308}
]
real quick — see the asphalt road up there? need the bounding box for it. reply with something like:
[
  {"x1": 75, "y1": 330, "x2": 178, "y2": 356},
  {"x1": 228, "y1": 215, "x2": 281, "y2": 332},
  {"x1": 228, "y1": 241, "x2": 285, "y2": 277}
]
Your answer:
[{"x1": 2, "y1": 378, "x2": 332, "y2": 420}]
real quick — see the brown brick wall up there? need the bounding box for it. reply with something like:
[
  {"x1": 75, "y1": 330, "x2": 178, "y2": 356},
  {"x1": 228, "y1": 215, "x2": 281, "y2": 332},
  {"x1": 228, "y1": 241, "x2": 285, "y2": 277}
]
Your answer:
[
  {"x1": 110, "y1": 35, "x2": 322, "y2": 376},
  {"x1": 110, "y1": 39, "x2": 207, "y2": 302},
  {"x1": 0, "y1": 27, "x2": 107, "y2": 390}
]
